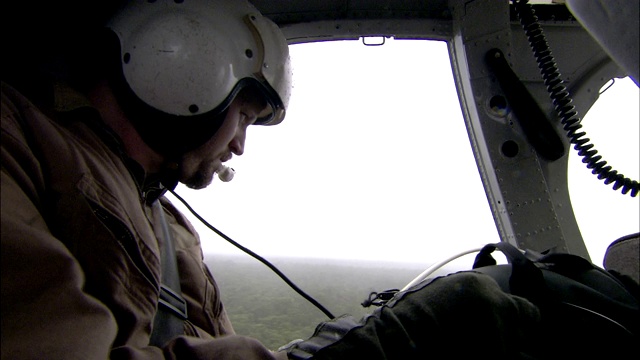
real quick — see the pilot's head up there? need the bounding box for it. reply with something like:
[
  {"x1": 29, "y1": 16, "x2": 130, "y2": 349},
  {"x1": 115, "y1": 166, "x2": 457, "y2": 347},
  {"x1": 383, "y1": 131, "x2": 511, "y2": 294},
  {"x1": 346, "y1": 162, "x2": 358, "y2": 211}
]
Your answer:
[{"x1": 104, "y1": 0, "x2": 292, "y2": 159}]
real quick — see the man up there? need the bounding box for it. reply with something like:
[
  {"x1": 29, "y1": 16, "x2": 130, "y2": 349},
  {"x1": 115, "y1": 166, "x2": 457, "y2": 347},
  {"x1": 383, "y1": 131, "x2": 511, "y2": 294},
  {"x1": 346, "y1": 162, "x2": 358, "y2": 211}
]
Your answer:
[{"x1": 1, "y1": 0, "x2": 540, "y2": 359}]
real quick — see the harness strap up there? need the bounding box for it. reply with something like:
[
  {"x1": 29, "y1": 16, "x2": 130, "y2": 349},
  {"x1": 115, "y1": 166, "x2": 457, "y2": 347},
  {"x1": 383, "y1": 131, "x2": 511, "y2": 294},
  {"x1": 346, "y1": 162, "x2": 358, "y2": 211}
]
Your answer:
[
  {"x1": 150, "y1": 200, "x2": 188, "y2": 347},
  {"x1": 473, "y1": 242, "x2": 547, "y2": 304}
]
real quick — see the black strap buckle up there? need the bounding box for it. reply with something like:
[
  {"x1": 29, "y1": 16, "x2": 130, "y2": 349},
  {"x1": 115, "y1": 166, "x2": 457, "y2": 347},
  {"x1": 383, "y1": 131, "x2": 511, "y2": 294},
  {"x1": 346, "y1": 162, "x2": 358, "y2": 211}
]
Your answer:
[
  {"x1": 158, "y1": 284, "x2": 188, "y2": 320},
  {"x1": 361, "y1": 289, "x2": 400, "y2": 308}
]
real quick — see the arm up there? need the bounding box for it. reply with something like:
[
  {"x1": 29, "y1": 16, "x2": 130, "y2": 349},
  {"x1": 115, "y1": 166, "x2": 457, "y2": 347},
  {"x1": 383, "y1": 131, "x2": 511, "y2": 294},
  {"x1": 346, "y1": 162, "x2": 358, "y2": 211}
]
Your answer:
[
  {"x1": 285, "y1": 272, "x2": 541, "y2": 359},
  {"x1": 1, "y1": 98, "x2": 119, "y2": 359}
]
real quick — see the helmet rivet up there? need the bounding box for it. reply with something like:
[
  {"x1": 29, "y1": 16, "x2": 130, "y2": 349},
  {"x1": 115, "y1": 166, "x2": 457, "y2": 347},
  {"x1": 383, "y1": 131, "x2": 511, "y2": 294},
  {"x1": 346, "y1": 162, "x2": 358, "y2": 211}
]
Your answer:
[
  {"x1": 245, "y1": 49, "x2": 253, "y2": 58},
  {"x1": 123, "y1": 53, "x2": 131, "y2": 64},
  {"x1": 188, "y1": 104, "x2": 199, "y2": 113}
]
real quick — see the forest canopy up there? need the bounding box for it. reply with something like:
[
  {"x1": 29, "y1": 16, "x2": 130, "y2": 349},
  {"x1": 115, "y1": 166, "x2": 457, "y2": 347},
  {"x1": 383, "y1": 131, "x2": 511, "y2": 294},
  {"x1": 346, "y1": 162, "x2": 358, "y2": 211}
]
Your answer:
[{"x1": 205, "y1": 255, "x2": 450, "y2": 350}]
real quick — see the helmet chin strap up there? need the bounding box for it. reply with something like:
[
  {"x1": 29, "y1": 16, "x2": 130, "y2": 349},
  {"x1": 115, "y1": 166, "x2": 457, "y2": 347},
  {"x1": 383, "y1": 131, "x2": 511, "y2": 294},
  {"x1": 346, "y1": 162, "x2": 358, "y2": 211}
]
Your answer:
[
  {"x1": 158, "y1": 160, "x2": 181, "y2": 192},
  {"x1": 140, "y1": 160, "x2": 181, "y2": 205}
]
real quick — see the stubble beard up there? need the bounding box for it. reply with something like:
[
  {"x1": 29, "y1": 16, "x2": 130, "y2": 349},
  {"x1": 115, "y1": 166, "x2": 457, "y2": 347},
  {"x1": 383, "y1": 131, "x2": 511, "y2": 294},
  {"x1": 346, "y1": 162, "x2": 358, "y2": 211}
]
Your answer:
[{"x1": 183, "y1": 164, "x2": 216, "y2": 190}]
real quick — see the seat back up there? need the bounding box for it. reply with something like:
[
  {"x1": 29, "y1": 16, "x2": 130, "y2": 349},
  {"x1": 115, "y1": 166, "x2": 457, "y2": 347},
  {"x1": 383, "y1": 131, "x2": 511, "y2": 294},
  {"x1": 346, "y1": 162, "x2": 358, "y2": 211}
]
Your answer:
[{"x1": 603, "y1": 232, "x2": 640, "y2": 286}]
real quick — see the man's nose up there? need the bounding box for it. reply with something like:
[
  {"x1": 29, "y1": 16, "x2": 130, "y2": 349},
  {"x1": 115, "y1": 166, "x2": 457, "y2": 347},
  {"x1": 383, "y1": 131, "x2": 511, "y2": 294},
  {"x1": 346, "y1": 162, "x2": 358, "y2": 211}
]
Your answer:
[{"x1": 229, "y1": 130, "x2": 246, "y2": 156}]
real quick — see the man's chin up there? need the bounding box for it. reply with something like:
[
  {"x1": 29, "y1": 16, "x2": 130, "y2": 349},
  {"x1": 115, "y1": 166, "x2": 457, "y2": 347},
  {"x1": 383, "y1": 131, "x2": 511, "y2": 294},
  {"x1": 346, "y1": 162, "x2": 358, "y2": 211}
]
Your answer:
[
  {"x1": 181, "y1": 172, "x2": 214, "y2": 190},
  {"x1": 184, "y1": 182, "x2": 209, "y2": 190}
]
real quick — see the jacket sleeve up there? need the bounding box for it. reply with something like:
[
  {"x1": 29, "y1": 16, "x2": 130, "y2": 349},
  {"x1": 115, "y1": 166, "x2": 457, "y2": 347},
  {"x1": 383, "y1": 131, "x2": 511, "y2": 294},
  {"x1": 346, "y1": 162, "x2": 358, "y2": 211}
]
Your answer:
[
  {"x1": 286, "y1": 272, "x2": 541, "y2": 359},
  {"x1": 1, "y1": 95, "x2": 119, "y2": 359},
  {"x1": 161, "y1": 199, "x2": 236, "y2": 337},
  {"x1": 162, "y1": 336, "x2": 288, "y2": 360}
]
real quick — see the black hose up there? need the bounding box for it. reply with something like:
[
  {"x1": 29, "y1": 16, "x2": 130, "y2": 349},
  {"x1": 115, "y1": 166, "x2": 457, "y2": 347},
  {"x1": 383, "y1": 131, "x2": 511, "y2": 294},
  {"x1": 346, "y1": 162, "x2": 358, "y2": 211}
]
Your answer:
[{"x1": 168, "y1": 189, "x2": 336, "y2": 320}]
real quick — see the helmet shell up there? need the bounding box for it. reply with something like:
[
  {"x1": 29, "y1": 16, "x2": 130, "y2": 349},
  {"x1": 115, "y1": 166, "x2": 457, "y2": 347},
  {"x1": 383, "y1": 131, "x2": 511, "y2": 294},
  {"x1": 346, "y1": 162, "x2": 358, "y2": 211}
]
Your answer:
[{"x1": 107, "y1": 0, "x2": 291, "y2": 125}]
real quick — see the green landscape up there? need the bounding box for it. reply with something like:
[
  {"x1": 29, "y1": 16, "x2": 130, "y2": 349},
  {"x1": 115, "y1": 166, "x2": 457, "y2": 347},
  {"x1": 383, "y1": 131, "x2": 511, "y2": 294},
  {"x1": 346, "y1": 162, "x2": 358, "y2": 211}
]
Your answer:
[{"x1": 204, "y1": 254, "x2": 449, "y2": 350}]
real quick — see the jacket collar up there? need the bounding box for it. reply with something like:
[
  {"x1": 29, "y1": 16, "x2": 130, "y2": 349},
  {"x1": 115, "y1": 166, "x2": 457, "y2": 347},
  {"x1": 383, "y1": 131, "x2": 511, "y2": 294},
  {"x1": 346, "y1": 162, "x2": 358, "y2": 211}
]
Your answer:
[{"x1": 52, "y1": 83, "x2": 175, "y2": 204}]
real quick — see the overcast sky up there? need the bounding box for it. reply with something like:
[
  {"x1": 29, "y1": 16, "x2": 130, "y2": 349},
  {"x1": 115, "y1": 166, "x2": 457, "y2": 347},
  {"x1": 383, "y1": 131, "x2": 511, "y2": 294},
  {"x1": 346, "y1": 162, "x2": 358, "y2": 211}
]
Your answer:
[{"x1": 168, "y1": 39, "x2": 639, "y2": 269}]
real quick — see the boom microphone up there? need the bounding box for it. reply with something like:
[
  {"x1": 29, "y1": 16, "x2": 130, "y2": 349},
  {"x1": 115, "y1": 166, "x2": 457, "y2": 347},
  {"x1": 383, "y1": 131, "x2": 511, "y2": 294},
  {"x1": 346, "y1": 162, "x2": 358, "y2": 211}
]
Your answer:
[{"x1": 217, "y1": 165, "x2": 235, "y2": 182}]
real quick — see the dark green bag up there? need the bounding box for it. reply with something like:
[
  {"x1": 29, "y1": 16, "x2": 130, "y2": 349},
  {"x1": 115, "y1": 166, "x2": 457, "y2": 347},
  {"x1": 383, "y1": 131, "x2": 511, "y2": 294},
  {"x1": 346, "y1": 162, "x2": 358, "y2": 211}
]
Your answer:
[{"x1": 472, "y1": 242, "x2": 639, "y2": 359}]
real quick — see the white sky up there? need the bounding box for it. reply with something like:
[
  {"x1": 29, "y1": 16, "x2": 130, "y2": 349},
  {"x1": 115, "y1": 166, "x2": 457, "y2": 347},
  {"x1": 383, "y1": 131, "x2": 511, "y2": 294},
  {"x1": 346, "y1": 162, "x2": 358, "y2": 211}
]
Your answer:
[{"x1": 169, "y1": 39, "x2": 639, "y2": 269}]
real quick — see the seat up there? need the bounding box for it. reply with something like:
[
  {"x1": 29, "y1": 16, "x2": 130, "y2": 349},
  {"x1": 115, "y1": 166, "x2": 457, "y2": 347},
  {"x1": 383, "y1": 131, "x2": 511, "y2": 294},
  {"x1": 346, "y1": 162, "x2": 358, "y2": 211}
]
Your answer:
[{"x1": 603, "y1": 232, "x2": 640, "y2": 286}]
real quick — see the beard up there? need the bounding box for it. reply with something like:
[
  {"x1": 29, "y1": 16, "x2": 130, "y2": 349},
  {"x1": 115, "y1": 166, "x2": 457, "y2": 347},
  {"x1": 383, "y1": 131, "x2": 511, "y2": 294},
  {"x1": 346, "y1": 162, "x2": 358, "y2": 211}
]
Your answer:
[{"x1": 182, "y1": 163, "x2": 216, "y2": 190}]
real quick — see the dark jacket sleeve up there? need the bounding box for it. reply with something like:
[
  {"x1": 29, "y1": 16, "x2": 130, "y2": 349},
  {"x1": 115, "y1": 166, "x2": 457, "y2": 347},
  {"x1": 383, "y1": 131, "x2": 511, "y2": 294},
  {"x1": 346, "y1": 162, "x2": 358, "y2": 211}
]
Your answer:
[
  {"x1": 287, "y1": 272, "x2": 541, "y2": 360},
  {"x1": 2, "y1": 88, "x2": 120, "y2": 359}
]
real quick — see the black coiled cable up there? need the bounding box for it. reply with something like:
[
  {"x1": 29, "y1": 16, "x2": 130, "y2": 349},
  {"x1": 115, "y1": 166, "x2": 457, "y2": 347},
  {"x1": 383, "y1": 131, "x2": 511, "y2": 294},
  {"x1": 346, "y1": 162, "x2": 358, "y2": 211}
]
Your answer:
[{"x1": 512, "y1": 0, "x2": 639, "y2": 197}]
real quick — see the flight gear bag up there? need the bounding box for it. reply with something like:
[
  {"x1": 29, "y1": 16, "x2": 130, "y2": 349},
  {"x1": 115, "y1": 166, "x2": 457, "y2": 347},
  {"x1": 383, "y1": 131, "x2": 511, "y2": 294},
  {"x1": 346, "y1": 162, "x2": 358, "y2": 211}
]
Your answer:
[{"x1": 472, "y1": 242, "x2": 639, "y2": 359}]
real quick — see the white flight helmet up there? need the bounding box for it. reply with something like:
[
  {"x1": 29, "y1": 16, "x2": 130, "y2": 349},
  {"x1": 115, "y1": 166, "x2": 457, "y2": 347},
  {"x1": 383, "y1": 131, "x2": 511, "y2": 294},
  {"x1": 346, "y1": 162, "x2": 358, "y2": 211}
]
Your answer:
[{"x1": 106, "y1": 0, "x2": 291, "y2": 128}]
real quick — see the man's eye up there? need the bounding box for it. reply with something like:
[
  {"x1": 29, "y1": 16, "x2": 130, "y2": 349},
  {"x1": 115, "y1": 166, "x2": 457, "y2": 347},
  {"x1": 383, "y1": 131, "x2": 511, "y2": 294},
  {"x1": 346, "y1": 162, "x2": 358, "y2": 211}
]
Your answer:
[{"x1": 240, "y1": 112, "x2": 256, "y2": 126}]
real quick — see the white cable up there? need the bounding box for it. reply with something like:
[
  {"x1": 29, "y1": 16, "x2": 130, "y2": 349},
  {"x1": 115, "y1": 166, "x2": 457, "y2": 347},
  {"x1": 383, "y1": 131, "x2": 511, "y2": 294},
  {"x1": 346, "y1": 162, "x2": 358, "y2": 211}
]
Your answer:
[{"x1": 400, "y1": 247, "x2": 483, "y2": 292}]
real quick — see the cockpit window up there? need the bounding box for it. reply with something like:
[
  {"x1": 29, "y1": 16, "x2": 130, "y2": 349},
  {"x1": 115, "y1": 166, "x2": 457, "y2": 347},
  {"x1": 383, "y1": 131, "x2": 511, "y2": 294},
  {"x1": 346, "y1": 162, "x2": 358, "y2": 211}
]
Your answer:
[
  {"x1": 173, "y1": 38, "x2": 498, "y2": 267},
  {"x1": 568, "y1": 76, "x2": 640, "y2": 264},
  {"x1": 170, "y1": 40, "x2": 502, "y2": 344}
]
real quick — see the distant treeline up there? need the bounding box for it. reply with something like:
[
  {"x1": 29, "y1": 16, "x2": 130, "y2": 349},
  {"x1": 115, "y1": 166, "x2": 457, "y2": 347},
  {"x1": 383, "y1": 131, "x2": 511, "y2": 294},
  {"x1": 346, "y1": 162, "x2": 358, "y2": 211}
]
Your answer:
[{"x1": 204, "y1": 255, "x2": 450, "y2": 350}]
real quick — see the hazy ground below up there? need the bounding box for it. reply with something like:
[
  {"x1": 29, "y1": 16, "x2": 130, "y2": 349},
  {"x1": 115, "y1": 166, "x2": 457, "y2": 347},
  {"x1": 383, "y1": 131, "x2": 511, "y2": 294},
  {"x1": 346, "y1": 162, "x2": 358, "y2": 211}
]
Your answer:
[{"x1": 204, "y1": 254, "x2": 460, "y2": 349}]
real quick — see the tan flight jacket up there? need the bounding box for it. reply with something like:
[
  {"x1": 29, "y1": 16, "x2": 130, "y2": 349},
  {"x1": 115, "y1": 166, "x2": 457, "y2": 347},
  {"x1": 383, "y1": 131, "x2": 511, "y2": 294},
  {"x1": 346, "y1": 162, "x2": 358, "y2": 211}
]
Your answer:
[{"x1": 1, "y1": 82, "x2": 287, "y2": 359}]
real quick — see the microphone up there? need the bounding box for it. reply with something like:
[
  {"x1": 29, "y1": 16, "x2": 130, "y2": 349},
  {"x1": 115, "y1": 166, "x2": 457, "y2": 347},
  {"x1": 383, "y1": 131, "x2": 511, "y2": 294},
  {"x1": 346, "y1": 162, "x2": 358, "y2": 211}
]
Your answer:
[{"x1": 217, "y1": 165, "x2": 235, "y2": 182}]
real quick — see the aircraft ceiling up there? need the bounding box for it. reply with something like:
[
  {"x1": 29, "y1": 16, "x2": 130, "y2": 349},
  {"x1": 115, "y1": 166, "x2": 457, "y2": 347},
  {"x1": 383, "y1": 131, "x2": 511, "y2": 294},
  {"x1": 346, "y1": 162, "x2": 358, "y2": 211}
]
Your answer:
[{"x1": 250, "y1": 0, "x2": 572, "y2": 43}]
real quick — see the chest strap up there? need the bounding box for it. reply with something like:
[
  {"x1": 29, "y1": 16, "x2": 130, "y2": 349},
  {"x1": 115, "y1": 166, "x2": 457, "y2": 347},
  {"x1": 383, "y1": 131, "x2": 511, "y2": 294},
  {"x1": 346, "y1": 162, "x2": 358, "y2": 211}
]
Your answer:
[{"x1": 150, "y1": 200, "x2": 188, "y2": 347}]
